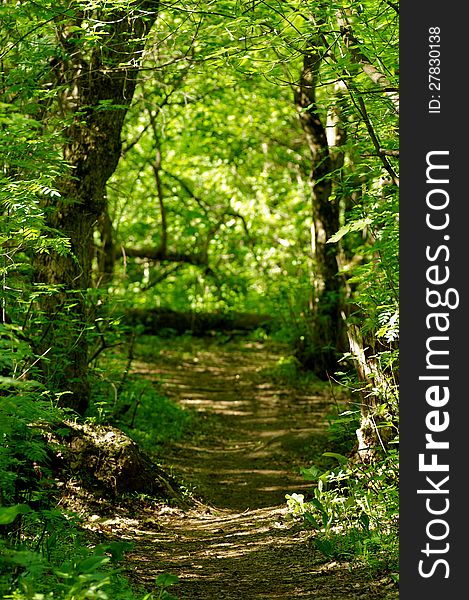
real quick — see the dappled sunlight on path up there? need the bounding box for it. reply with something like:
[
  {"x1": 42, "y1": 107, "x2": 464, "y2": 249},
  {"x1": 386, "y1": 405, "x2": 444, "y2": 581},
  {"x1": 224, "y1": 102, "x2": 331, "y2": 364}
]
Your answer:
[
  {"x1": 110, "y1": 336, "x2": 398, "y2": 599},
  {"x1": 132, "y1": 338, "x2": 330, "y2": 511}
]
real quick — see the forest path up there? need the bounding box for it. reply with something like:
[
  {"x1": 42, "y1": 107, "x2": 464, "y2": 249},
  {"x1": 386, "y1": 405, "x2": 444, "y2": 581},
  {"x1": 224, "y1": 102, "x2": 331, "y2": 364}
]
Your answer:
[{"x1": 112, "y1": 335, "x2": 397, "y2": 599}]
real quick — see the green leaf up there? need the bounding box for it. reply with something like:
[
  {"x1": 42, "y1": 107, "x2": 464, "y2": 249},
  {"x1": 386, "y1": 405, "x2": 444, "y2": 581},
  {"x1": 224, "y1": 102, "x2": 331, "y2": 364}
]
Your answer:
[
  {"x1": 77, "y1": 554, "x2": 110, "y2": 574},
  {"x1": 300, "y1": 465, "x2": 322, "y2": 481},
  {"x1": 303, "y1": 511, "x2": 321, "y2": 528},
  {"x1": 0, "y1": 504, "x2": 32, "y2": 525},
  {"x1": 95, "y1": 541, "x2": 133, "y2": 562},
  {"x1": 156, "y1": 573, "x2": 180, "y2": 588},
  {"x1": 327, "y1": 218, "x2": 372, "y2": 243},
  {"x1": 359, "y1": 511, "x2": 370, "y2": 531},
  {"x1": 322, "y1": 452, "x2": 349, "y2": 465},
  {"x1": 161, "y1": 592, "x2": 178, "y2": 600}
]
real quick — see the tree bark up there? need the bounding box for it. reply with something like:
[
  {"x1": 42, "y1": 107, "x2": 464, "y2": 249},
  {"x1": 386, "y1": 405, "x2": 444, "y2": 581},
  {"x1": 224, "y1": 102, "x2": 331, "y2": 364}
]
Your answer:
[
  {"x1": 33, "y1": 2, "x2": 160, "y2": 414},
  {"x1": 294, "y1": 45, "x2": 344, "y2": 376},
  {"x1": 347, "y1": 325, "x2": 395, "y2": 463}
]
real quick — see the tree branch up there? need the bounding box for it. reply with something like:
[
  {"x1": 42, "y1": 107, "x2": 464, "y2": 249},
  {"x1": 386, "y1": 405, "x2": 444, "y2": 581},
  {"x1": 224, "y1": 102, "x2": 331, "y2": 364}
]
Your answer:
[
  {"x1": 353, "y1": 95, "x2": 399, "y2": 185},
  {"x1": 140, "y1": 264, "x2": 184, "y2": 292},
  {"x1": 336, "y1": 11, "x2": 399, "y2": 113},
  {"x1": 147, "y1": 109, "x2": 167, "y2": 254},
  {"x1": 379, "y1": 148, "x2": 399, "y2": 158},
  {"x1": 116, "y1": 245, "x2": 209, "y2": 268},
  {"x1": 162, "y1": 170, "x2": 210, "y2": 217}
]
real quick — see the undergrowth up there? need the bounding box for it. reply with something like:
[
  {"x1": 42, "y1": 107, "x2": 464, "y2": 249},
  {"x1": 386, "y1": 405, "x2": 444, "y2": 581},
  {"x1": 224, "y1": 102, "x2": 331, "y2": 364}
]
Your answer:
[
  {"x1": 286, "y1": 399, "x2": 399, "y2": 580},
  {"x1": 0, "y1": 327, "x2": 183, "y2": 600},
  {"x1": 259, "y1": 353, "x2": 336, "y2": 393},
  {"x1": 88, "y1": 334, "x2": 193, "y2": 455}
]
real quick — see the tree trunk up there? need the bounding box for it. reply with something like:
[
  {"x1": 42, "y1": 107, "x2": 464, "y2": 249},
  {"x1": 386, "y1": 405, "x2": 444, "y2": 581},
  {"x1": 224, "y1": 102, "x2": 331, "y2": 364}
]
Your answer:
[
  {"x1": 294, "y1": 47, "x2": 344, "y2": 376},
  {"x1": 33, "y1": 3, "x2": 159, "y2": 413},
  {"x1": 347, "y1": 325, "x2": 395, "y2": 463}
]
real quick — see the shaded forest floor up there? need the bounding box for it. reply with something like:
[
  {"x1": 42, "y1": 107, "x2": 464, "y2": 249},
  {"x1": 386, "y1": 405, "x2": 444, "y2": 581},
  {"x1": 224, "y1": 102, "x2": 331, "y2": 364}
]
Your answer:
[{"x1": 85, "y1": 335, "x2": 398, "y2": 599}]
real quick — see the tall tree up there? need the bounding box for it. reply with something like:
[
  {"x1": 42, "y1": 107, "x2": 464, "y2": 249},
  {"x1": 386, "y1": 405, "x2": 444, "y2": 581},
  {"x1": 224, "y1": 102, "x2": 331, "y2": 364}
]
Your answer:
[
  {"x1": 313, "y1": 2, "x2": 399, "y2": 459},
  {"x1": 294, "y1": 41, "x2": 344, "y2": 376},
  {"x1": 31, "y1": 0, "x2": 160, "y2": 413}
]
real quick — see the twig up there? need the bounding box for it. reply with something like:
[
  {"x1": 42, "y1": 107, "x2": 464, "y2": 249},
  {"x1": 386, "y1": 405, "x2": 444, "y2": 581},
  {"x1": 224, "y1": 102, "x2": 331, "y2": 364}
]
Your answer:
[
  {"x1": 116, "y1": 330, "x2": 137, "y2": 397},
  {"x1": 18, "y1": 348, "x2": 51, "y2": 380}
]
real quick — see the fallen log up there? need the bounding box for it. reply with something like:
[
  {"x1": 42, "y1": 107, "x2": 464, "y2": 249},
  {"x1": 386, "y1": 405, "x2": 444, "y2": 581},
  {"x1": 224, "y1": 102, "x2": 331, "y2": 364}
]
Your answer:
[{"x1": 124, "y1": 308, "x2": 274, "y2": 336}]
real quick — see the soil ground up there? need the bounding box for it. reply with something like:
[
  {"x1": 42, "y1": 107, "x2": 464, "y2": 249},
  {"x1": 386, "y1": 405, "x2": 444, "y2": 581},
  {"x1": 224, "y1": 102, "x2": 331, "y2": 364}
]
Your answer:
[{"x1": 87, "y1": 335, "x2": 399, "y2": 599}]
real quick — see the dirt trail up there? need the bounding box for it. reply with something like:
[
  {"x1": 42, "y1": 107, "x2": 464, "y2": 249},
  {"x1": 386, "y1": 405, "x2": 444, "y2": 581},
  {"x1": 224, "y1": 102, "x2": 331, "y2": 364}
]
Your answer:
[{"x1": 111, "y1": 336, "x2": 398, "y2": 599}]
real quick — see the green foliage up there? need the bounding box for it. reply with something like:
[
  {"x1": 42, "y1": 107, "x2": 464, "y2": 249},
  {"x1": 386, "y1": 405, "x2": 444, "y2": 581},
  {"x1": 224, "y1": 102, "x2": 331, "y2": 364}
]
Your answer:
[
  {"x1": 153, "y1": 573, "x2": 180, "y2": 600},
  {"x1": 0, "y1": 331, "x2": 90, "y2": 599},
  {"x1": 259, "y1": 354, "x2": 322, "y2": 390},
  {"x1": 287, "y1": 447, "x2": 399, "y2": 574},
  {"x1": 288, "y1": 2, "x2": 400, "y2": 574},
  {"x1": 0, "y1": 105, "x2": 70, "y2": 325},
  {"x1": 88, "y1": 336, "x2": 192, "y2": 453},
  {"x1": 103, "y1": 375, "x2": 192, "y2": 452},
  {"x1": 1, "y1": 9, "x2": 158, "y2": 596},
  {"x1": 1, "y1": 532, "x2": 165, "y2": 600},
  {"x1": 322, "y1": 405, "x2": 362, "y2": 458},
  {"x1": 106, "y1": 3, "x2": 312, "y2": 316}
]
